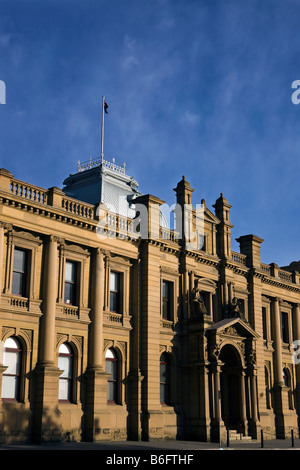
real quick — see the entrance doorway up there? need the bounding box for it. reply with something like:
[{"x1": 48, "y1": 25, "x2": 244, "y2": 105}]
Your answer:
[{"x1": 219, "y1": 345, "x2": 243, "y2": 431}]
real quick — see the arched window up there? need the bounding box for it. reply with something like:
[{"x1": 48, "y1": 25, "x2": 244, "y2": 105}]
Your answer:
[
  {"x1": 58, "y1": 343, "x2": 74, "y2": 402},
  {"x1": 282, "y1": 367, "x2": 294, "y2": 409},
  {"x1": 105, "y1": 348, "x2": 118, "y2": 404},
  {"x1": 160, "y1": 352, "x2": 170, "y2": 405},
  {"x1": 1, "y1": 337, "x2": 22, "y2": 401},
  {"x1": 264, "y1": 366, "x2": 271, "y2": 409},
  {"x1": 282, "y1": 367, "x2": 289, "y2": 387}
]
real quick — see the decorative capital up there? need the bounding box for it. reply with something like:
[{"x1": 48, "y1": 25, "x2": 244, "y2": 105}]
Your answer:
[
  {"x1": 96, "y1": 247, "x2": 110, "y2": 258},
  {"x1": 0, "y1": 221, "x2": 13, "y2": 231},
  {"x1": 49, "y1": 235, "x2": 65, "y2": 245}
]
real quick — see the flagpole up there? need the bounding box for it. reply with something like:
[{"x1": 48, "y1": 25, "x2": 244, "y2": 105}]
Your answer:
[{"x1": 101, "y1": 95, "x2": 105, "y2": 163}]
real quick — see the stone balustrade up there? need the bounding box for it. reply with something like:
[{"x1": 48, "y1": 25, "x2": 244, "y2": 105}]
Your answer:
[
  {"x1": 231, "y1": 251, "x2": 247, "y2": 265},
  {"x1": 10, "y1": 179, "x2": 48, "y2": 204}
]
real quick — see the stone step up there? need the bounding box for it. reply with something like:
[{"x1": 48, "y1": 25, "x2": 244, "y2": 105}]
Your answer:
[{"x1": 228, "y1": 430, "x2": 254, "y2": 441}]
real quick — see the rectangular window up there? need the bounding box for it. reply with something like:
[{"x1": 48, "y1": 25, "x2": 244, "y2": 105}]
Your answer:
[
  {"x1": 198, "y1": 234, "x2": 206, "y2": 252},
  {"x1": 201, "y1": 292, "x2": 210, "y2": 315},
  {"x1": 64, "y1": 261, "x2": 77, "y2": 305},
  {"x1": 12, "y1": 248, "x2": 28, "y2": 297},
  {"x1": 281, "y1": 312, "x2": 289, "y2": 343},
  {"x1": 236, "y1": 298, "x2": 245, "y2": 315},
  {"x1": 110, "y1": 271, "x2": 121, "y2": 313},
  {"x1": 262, "y1": 307, "x2": 267, "y2": 340},
  {"x1": 162, "y1": 281, "x2": 173, "y2": 320},
  {"x1": 160, "y1": 353, "x2": 170, "y2": 405}
]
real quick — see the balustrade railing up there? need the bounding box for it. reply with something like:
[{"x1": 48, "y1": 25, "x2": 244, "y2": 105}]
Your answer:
[
  {"x1": 260, "y1": 263, "x2": 271, "y2": 274},
  {"x1": 77, "y1": 156, "x2": 126, "y2": 174},
  {"x1": 61, "y1": 196, "x2": 95, "y2": 219},
  {"x1": 10, "y1": 179, "x2": 48, "y2": 204},
  {"x1": 160, "y1": 227, "x2": 179, "y2": 243},
  {"x1": 278, "y1": 269, "x2": 292, "y2": 283},
  {"x1": 231, "y1": 251, "x2": 247, "y2": 265}
]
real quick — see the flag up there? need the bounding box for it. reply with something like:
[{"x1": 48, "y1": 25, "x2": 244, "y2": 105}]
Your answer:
[{"x1": 104, "y1": 100, "x2": 108, "y2": 114}]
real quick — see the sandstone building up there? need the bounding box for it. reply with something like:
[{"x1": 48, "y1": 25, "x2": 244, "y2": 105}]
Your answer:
[{"x1": 0, "y1": 158, "x2": 299, "y2": 444}]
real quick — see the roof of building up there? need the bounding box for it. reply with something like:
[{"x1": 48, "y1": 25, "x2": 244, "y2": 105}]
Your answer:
[{"x1": 63, "y1": 156, "x2": 168, "y2": 226}]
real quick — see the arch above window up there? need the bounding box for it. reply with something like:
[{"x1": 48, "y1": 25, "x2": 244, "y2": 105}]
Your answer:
[
  {"x1": 59, "y1": 343, "x2": 72, "y2": 355},
  {"x1": 105, "y1": 348, "x2": 117, "y2": 360},
  {"x1": 3, "y1": 337, "x2": 20, "y2": 349}
]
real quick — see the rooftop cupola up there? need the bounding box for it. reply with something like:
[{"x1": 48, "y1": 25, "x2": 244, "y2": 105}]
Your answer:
[
  {"x1": 213, "y1": 193, "x2": 233, "y2": 258},
  {"x1": 62, "y1": 156, "x2": 141, "y2": 218},
  {"x1": 213, "y1": 192, "x2": 231, "y2": 223},
  {"x1": 173, "y1": 175, "x2": 194, "y2": 207}
]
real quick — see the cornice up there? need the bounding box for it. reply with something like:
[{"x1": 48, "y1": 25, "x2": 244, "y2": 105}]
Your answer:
[{"x1": 249, "y1": 267, "x2": 300, "y2": 293}]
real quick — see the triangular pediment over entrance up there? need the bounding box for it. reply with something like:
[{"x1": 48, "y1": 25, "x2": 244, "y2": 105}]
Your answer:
[{"x1": 206, "y1": 317, "x2": 259, "y2": 340}]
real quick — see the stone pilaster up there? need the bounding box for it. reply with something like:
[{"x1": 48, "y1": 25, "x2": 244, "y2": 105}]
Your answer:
[
  {"x1": 127, "y1": 259, "x2": 144, "y2": 440},
  {"x1": 139, "y1": 241, "x2": 163, "y2": 440},
  {"x1": 133, "y1": 194, "x2": 165, "y2": 440}
]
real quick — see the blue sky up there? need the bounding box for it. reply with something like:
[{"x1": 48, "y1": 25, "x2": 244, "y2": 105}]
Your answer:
[{"x1": 0, "y1": 0, "x2": 299, "y2": 266}]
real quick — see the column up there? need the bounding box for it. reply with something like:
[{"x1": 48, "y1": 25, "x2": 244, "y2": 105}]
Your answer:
[
  {"x1": 39, "y1": 236, "x2": 58, "y2": 365},
  {"x1": 240, "y1": 370, "x2": 248, "y2": 434},
  {"x1": 271, "y1": 297, "x2": 285, "y2": 438},
  {"x1": 84, "y1": 248, "x2": 110, "y2": 442},
  {"x1": 293, "y1": 304, "x2": 300, "y2": 410},
  {"x1": 248, "y1": 368, "x2": 258, "y2": 437},
  {"x1": 272, "y1": 298, "x2": 283, "y2": 385},
  {"x1": 0, "y1": 222, "x2": 5, "y2": 303},
  {"x1": 33, "y1": 235, "x2": 62, "y2": 443},
  {"x1": 88, "y1": 248, "x2": 105, "y2": 369},
  {"x1": 210, "y1": 362, "x2": 225, "y2": 443}
]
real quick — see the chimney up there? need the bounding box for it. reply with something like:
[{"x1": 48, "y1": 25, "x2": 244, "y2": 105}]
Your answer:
[{"x1": 236, "y1": 234, "x2": 264, "y2": 268}]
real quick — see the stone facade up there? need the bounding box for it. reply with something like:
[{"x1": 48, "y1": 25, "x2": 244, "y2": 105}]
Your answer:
[{"x1": 0, "y1": 162, "x2": 299, "y2": 444}]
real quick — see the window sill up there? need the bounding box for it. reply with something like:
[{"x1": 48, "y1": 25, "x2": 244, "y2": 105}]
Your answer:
[
  {"x1": 160, "y1": 404, "x2": 175, "y2": 413},
  {"x1": 2, "y1": 398, "x2": 20, "y2": 403},
  {"x1": 58, "y1": 400, "x2": 78, "y2": 406},
  {"x1": 107, "y1": 401, "x2": 125, "y2": 407}
]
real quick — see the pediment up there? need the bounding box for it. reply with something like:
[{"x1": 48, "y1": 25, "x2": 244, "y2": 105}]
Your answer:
[
  {"x1": 204, "y1": 207, "x2": 220, "y2": 224},
  {"x1": 192, "y1": 206, "x2": 220, "y2": 225},
  {"x1": 206, "y1": 317, "x2": 259, "y2": 339},
  {"x1": 196, "y1": 277, "x2": 217, "y2": 293}
]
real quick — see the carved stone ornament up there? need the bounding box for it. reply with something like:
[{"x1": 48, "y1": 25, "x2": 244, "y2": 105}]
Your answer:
[
  {"x1": 228, "y1": 297, "x2": 247, "y2": 322},
  {"x1": 222, "y1": 325, "x2": 240, "y2": 337},
  {"x1": 10, "y1": 229, "x2": 42, "y2": 245},
  {"x1": 190, "y1": 286, "x2": 207, "y2": 317},
  {"x1": 208, "y1": 342, "x2": 221, "y2": 362},
  {"x1": 0, "y1": 221, "x2": 13, "y2": 231},
  {"x1": 245, "y1": 343, "x2": 256, "y2": 366}
]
